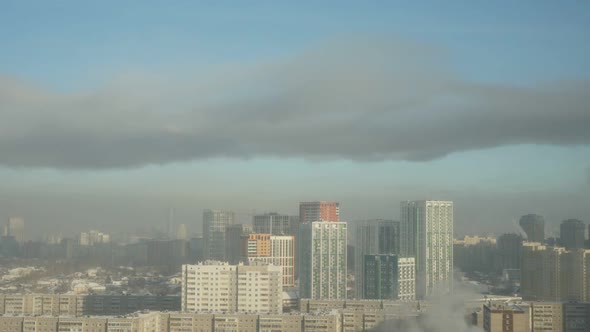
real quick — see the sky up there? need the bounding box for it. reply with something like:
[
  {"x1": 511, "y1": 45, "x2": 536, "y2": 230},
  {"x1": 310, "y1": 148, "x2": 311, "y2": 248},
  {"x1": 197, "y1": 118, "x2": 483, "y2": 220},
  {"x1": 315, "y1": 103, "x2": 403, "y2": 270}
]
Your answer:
[{"x1": 0, "y1": 1, "x2": 589, "y2": 239}]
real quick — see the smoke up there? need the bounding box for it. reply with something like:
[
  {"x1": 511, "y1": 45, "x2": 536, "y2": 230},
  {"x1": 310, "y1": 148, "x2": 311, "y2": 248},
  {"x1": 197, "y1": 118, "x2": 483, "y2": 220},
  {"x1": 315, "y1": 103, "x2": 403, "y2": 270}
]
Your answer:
[
  {"x1": 0, "y1": 38, "x2": 589, "y2": 169},
  {"x1": 370, "y1": 281, "x2": 484, "y2": 332}
]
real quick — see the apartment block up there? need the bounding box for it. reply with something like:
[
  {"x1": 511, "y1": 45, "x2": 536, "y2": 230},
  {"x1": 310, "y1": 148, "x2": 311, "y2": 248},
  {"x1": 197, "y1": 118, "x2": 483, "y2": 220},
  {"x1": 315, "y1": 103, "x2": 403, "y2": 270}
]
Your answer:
[
  {"x1": 299, "y1": 202, "x2": 340, "y2": 223},
  {"x1": 522, "y1": 243, "x2": 590, "y2": 301},
  {"x1": 245, "y1": 234, "x2": 296, "y2": 287},
  {"x1": 181, "y1": 261, "x2": 283, "y2": 314},
  {"x1": 401, "y1": 200, "x2": 453, "y2": 298},
  {"x1": 354, "y1": 220, "x2": 401, "y2": 299},
  {"x1": 299, "y1": 221, "x2": 347, "y2": 300},
  {"x1": 363, "y1": 255, "x2": 415, "y2": 301},
  {"x1": 483, "y1": 302, "x2": 530, "y2": 332},
  {"x1": 0, "y1": 294, "x2": 179, "y2": 316}
]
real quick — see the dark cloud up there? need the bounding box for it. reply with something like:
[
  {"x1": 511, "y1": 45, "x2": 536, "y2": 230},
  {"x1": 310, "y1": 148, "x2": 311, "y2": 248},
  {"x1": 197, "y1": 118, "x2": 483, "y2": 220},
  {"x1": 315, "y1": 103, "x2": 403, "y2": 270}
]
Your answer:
[{"x1": 1, "y1": 39, "x2": 589, "y2": 169}]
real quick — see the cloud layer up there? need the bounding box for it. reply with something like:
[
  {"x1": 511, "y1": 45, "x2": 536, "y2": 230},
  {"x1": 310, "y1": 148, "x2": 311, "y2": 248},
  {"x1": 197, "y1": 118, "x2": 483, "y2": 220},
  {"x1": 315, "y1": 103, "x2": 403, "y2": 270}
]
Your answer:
[{"x1": 1, "y1": 39, "x2": 589, "y2": 169}]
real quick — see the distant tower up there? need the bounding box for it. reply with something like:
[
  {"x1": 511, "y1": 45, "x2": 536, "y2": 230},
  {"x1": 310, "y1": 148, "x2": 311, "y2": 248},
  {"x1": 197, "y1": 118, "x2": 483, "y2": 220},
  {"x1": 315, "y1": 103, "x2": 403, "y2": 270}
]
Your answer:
[
  {"x1": 176, "y1": 224, "x2": 189, "y2": 240},
  {"x1": 225, "y1": 224, "x2": 253, "y2": 264},
  {"x1": 560, "y1": 219, "x2": 585, "y2": 250},
  {"x1": 519, "y1": 214, "x2": 545, "y2": 242},
  {"x1": 299, "y1": 202, "x2": 339, "y2": 223},
  {"x1": 4, "y1": 217, "x2": 25, "y2": 244},
  {"x1": 496, "y1": 233, "x2": 523, "y2": 270},
  {"x1": 355, "y1": 219, "x2": 400, "y2": 299},
  {"x1": 202, "y1": 209, "x2": 235, "y2": 261},
  {"x1": 253, "y1": 212, "x2": 298, "y2": 236},
  {"x1": 401, "y1": 200, "x2": 453, "y2": 299}
]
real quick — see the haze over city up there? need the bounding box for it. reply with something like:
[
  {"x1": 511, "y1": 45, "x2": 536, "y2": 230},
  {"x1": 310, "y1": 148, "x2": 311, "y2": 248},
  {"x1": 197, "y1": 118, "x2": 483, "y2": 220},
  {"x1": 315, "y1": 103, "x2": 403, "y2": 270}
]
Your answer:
[{"x1": 1, "y1": 2, "x2": 589, "y2": 238}]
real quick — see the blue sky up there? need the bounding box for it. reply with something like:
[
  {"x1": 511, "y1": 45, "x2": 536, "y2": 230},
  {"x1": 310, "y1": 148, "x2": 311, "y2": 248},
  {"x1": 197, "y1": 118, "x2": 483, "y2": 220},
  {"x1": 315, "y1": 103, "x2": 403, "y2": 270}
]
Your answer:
[{"x1": 0, "y1": 1, "x2": 589, "y2": 238}]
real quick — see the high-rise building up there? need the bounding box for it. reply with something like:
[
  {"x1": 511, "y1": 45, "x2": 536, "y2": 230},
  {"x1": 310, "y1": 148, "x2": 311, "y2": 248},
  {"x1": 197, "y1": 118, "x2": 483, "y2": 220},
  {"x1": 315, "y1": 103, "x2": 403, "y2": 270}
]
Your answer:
[
  {"x1": 188, "y1": 236, "x2": 204, "y2": 262},
  {"x1": 253, "y1": 213, "x2": 298, "y2": 236},
  {"x1": 496, "y1": 233, "x2": 523, "y2": 271},
  {"x1": 560, "y1": 219, "x2": 585, "y2": 250},
  {"x1": 363, "y1": 254, "x2": 415, "y2": 301},
  {"x1": 176, "y1": 224, "x2": 188, "y2": 240},
  {"x1": 244, "y1": 234, "x2": 296, "y2": 287},
  {"x1": 78, "y1": 230, "x2": 110, "y2": 246},
  {"x1": 453, "y1": 236, "x2": 496, "y2": 273},
  {"x1": 202, "y1": 209, "x2": 235, "y2": 261},
  {"x1": 225, "y1": 224, "x2": 252, "y2": 264},
  {"x1": 181, "y1": 261, "x2": 282, "y2": 314},
  {"x1": 4, "y1": 217, "x2": 25, "y2": 244},
  {"x1": 522, "y1": 243, "x2": 590, "y2": 301},
  {"x1": 299, "y1": 202, "x2": 339, "y2": 224},
  {"x1": 354, "y1": 220, "x2": 400, "y2": 299},
  {"x1": 400, "y1": 200, "x2": 453, "y2": 299},
  {"x1": 299, "y1": 221, "x2": 347, "y2": 299},
  {"x1": 519, "y1": 214, "x2": 545, "y2": 243}
]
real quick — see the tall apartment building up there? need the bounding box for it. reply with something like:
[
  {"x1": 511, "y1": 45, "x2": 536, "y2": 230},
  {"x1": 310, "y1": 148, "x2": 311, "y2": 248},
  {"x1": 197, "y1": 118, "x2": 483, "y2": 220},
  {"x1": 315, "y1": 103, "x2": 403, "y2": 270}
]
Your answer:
[
  {"x1": 496, "y1": 233, "x2": 523, "y2": 271},
  {"x1": 253, "y1": 213, "x2": 299, "y2": 236},
  {"x1": 354, "y1": 220, "x2": 401, "y2": 299},
  {"x1": 79, "y1": 230, "x2": 110, "y2": 246},
  {"x1": 401, "y1": 200, "x2": 453, "y2": 298},
  {"x1": 225, "y1": 224, "x2": 253, "y2": 264},
  {"x1": 299, "y1": 202, "x2": 339, "y2": 223},
  {"x1": 244, "y1": 234, "x2": 296, "y2": 287},
  {"x1": 522, "y1": 243, "x2": 590, "y2": 301},
  {"x1": 363, "y1": 254, "x2": 415, "y2": 301},
  {"x1": 3, "y1": 217, "x2": 25, "y2": 244},
  {"x1": 560, "y1": 219, "x2": 585, "y2": 250},
  {"x1": 202, "y1": 209, "x2": 235, "y2": 261},
  {"x1": 519, "y1": 214, "x2": 545, "y2": 243},
  {"x1": 299, "y1": 221, "x2": 347, "y2": 300},
  {"x1": 176, "y1": 224, "x2": 188, "y2": 240},
  {"x1": 181, "y1": 261, "x2": 282, "y2": 314}
]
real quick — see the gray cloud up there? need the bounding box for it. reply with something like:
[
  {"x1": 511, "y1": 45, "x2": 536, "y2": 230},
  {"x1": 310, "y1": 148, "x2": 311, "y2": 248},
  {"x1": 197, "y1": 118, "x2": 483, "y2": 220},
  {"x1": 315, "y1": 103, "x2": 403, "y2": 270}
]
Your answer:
[{"x1": 1, "y1": 39, "x2": 589, "y2": 169}]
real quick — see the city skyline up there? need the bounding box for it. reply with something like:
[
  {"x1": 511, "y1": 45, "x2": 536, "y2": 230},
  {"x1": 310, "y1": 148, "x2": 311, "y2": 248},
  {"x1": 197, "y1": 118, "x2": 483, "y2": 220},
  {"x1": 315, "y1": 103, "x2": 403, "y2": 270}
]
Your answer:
[{"x1": 0, "y1": 2, "x2": 588, "y2": 238}]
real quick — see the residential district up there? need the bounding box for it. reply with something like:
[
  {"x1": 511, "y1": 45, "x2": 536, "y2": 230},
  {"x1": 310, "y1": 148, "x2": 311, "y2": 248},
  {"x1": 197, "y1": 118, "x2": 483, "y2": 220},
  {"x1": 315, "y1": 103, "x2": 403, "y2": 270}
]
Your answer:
[{"x1": 0, "y1": 201, "x2": 589, "y2": 331}]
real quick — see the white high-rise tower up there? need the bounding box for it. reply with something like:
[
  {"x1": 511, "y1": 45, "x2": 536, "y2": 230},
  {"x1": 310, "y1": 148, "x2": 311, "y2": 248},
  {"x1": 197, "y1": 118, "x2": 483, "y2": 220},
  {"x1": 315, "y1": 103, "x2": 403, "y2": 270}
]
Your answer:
[
  {"x1": 401, "y1": 200, "x2": 453, "y2": 298},
  {"x1": 299, "y1": 221, "x2": 347, "y2": 299}
]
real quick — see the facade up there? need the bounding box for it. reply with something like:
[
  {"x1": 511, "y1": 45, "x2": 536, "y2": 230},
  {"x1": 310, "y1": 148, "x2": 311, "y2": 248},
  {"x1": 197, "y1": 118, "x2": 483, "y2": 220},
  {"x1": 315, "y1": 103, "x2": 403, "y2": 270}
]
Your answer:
[
  {"x1": 176, "y1": 224, "x2": 188, "y2": 240},
  {"x1": 530, "y1": 301, "x2": 563, "y2": 332},
  {"x1": 79, "y1": 230, "x2": 111, "y2": 246},
  {"x1": 3, "y1": 217, "x2": 25, "y2": 244},
  {"x1": 299, "y1": 221, "x2": 347, "y2": 299},
  {"x1": 253, "y1": 213, "x2": 298, "y2": 236},
  {"x1": 225, "y1": 223, "x2": 253, "y2": 264},
  {"x1": 0, "y1": 294, "x2": 179, "y2": 316},
  {"x1": 202, "y1": 209, "x2": 235, "y2": 261},
  {"x1": 497, "y1": 233, "x2": 523, "y2": 271},
  {"x1": 245, "y1": 234, "x2": 296, "y2": 287},
  {"x1": 522, "y1": 243, "x2": 590, "y2": 301},
  {"x1": 560, "y1": 219, "x2": 585, "y2": 250},
  {"x1": 519, "y1": 214, "x2": 545, "y2": 243},
  {"x1": 453, "y1": 236, "x2": 497, "y2": 273},
  {"x1": 299, "y1": 202, "x2": 340, "y2": 223},
  {"x1": 354, "y1": 220, "x2": 401, "y2": 299},
  {"x1": 483, "y1": 303, "x2": 530, "y2": 332},
  {"x1": 363, "y1": 255, "x2": 415, "y2": 301},
  {"x1": 564, "y1": 302, "x2": 590, "y2": 332},
  {"x1": 401, "y1": 200, "x2": 453, "y2": 298},
  {"x1": 0, "y1": 311, "x2": 348, "y2": 332},
  {"x1": 181, "y1": 261, "x2": 283, "y2": 314}
]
